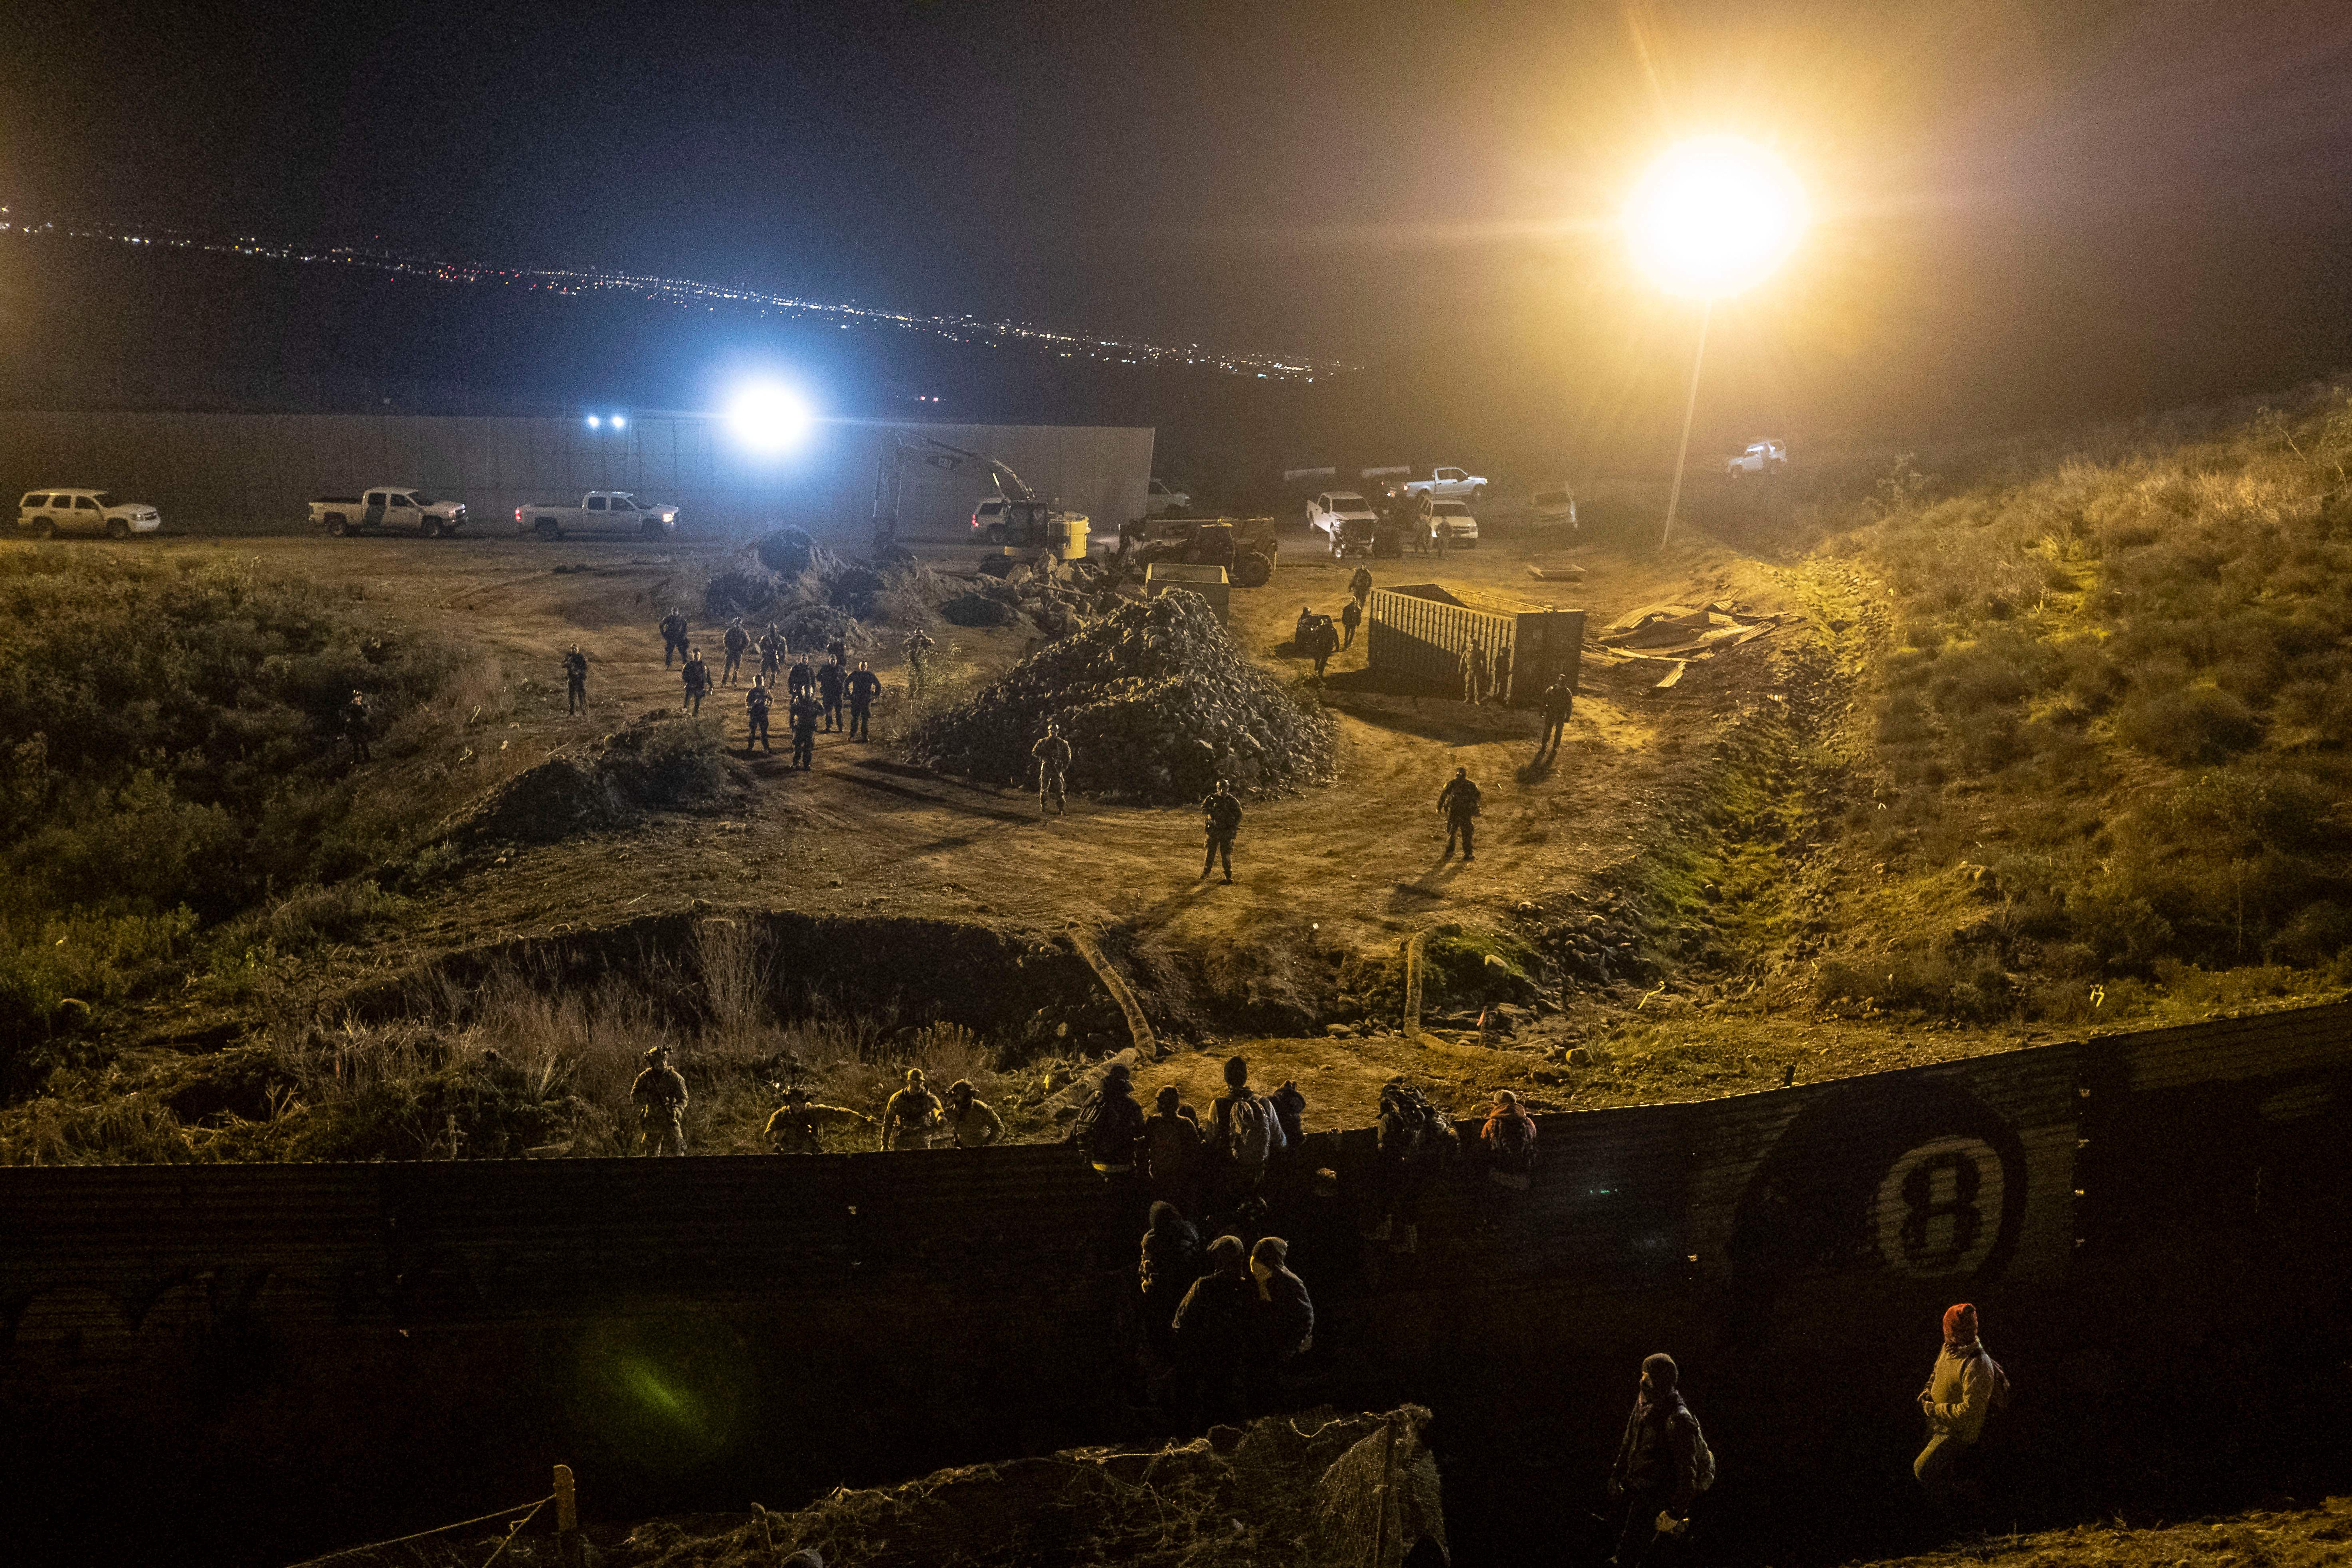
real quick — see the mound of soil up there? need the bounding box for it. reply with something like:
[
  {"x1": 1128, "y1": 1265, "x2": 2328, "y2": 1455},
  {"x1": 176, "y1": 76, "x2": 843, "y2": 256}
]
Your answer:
[
  {"x1": 908, "y1": 593, "x2": 1337, "y2": 803},
  {"x1": 706, "y1": 533, "x2": 891, "y2": 625},
  {"x1": 444, "y1": 714, "x2": 745, "y2": 848},
  {"x1": 297, "y1": 1406, "x2": 1445, "y2": 1568}
]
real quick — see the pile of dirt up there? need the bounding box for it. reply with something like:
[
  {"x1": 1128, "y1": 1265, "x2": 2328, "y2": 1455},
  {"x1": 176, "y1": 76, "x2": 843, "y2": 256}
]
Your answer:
[
  {"x1": 938, "y1": 554, "x2": 1126, "y2": 637},
  {"x1": 703, "y1": 531, "x2": 893, "y2": 630},
  {"x1": 443, "y1": 713, "x2": 748, "y2": 849},
  {"x1": 297, "y1": 1406, "x2": 1446, "y2": 1568},
  {"x1": 908, "y1": 592, "x2": 1337, "y2": 802}
]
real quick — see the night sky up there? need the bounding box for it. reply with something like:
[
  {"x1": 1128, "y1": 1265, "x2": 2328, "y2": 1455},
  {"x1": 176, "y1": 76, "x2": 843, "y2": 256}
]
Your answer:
[{"x1": 6, "y1": 1, "x2": 2352, "y2": 461}]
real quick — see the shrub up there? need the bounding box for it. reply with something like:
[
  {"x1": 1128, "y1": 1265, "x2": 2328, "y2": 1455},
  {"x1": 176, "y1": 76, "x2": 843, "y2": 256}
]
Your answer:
[{"x1": 2117, "y1": 686, "x2": 2261, "y2": 763}]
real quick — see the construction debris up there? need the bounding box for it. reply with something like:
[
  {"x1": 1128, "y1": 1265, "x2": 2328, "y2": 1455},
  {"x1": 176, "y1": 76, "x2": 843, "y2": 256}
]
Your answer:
[
  {"x1": 909, "y1": 591, "x2": 1337, "y2": 803},
  {"x1": 1581, "y1": 600, "x2": 1783, "y2": 694}
]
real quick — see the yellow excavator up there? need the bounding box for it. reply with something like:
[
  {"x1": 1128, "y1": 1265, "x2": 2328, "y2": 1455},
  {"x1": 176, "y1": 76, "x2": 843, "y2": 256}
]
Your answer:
[{"x1": 870, "y1": 436, "x2": 1088, "y2": 562}]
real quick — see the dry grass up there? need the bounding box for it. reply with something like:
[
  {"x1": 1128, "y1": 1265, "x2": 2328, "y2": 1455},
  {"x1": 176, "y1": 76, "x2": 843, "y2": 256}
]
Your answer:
[{"x1": 1866, "y1": 1498, "x2": 2352, "y2": 1568}]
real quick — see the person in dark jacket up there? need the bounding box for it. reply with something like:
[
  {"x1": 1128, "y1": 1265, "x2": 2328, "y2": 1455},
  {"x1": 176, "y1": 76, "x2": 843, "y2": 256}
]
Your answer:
[
  {"x1": 1438, "y1": 767, "x2": 1482, "y2": 861},
  {"x1": 1171, "y1": 1234, "x2": 1255, "y2": 1429},
  {"x1": 1139, "y1": 1200, "x2": 1203, "y2": 1362},
  {"x1": 681, "y1": 647, "x2": 711, "y2": 714},
  {"x1": 1539, "y1": 676, "x2": 1574, "y2": 756},
  {"x1": 1339, "y1": 596, "x2": 1363, "y2": 649},
  {"x1": 1143, "y1": 1086, "x2": 1205, "y2": 1215},
  {"x1": 1069, "y1": 1061, "x2": 1145, "y2": 1175},
  {"x1": 340, "y1": 689, "x2": 373, "y2": 763},
  {"x1": 1250, "y1": 1235, "x2": 1314, "y2": 1373},
  {"x1": 562, "y1": 645, "x2": 589, "y2": 714},
  {"x1": 846, "y1": 661, "x2": 883, "y2": 740},
  {"x1": 1607, "y1": 1352, "x2": 1705, "y2": 1568},
  {"x1": 659, "y1": 608, "x2": 689, "y2": 667},
  {"x1": 817, "y1": 658, "x2": 847, "y2": 731},
  {"x1": 744, "y1": 678, "x2": 773, "y2": 754}
]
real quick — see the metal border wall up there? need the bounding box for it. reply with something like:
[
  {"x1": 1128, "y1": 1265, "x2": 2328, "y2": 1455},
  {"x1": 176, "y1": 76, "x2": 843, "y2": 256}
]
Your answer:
[{"x1": 0, "y1": 413, "x2": 1155, "y2": 542}]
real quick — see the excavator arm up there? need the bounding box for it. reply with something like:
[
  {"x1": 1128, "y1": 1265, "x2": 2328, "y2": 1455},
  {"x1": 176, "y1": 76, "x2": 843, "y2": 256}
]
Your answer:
[{"x1": 870, "y1": 436, "x2": 1037, "y2": 555}]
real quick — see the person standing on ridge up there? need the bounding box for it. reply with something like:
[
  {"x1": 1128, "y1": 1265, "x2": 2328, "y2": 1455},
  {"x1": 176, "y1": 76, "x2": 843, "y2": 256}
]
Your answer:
[
  {"x1": 659, "y1": 607, "x2": 689, "y2": 668},
  {"x1": 631, "y1": 1044, "x2": 689, "y2": 1157}
]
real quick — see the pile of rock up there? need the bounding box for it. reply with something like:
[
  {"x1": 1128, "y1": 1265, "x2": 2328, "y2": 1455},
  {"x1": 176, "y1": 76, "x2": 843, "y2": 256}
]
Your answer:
[
  {"x1": 909, "y1": 591, "x2": 1336, "y2": 803},
  {"x1": 938, "y1": 553, "x2": 1125, "y2": 638},
  {"x1": 703, "y1": 530, "x2": 895, "y2": 627}
]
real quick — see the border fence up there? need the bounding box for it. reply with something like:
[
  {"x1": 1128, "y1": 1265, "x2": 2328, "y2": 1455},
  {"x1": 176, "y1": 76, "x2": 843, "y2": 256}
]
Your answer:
[
  {"x1": 1365, "y1": 585, "x2": 1584, "y2": 705},
  {"x1": 0, "y1": 411, "x2": 1155, "y2": 542},
  {"x1": 5, "y1": 1001, "x2": 2348, "y2": 1564}
]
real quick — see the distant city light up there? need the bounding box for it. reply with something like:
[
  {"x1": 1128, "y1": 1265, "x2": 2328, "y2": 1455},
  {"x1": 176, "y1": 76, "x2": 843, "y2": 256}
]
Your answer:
[{"x1": 727, "y1": 382, "x2": 813, "y2": 454}]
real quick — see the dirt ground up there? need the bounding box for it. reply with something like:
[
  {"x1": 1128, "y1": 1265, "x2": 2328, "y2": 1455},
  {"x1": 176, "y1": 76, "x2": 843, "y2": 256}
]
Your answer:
[{"x1": 102, "y1": 502, "x2": 2270, "y2": 1129}]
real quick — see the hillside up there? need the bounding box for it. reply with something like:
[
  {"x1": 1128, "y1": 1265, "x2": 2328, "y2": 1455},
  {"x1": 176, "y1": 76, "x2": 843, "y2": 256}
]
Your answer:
[{"x1": 1810, "y1": 384, "x2": 2352, "y2": 1024}]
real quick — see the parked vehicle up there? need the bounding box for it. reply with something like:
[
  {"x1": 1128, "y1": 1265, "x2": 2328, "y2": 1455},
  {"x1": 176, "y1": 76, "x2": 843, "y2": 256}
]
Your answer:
[
  {"x1": 17, "y1": 488, "x2": 161, "y2": 539},
  {"x1": 1427, "y1": 498, "x2": 1480, "y2": 547},
  {"x1": 1725, "y1": 440, "x2": 1788, "y2": 479},
  {"x1": 1400, "y1": 466, "x2": 1489, "y2": 507},
  {"x1": 514, "y1": 491, "x2": 678, "y2": 540},
  {"x1": 311, "y1": 488, "x2": 468, "y2": 538},
  {"x1": 1306, "y1": 490, "x2": 1381, "y2": 556},
  {"x1": 1122, "y1": 515, "x2": 1278, "y2": 587},
  {"x1": 1531, "y1": 484, "x2": 1578, "y2": 528},
  {"x1": 1146, "y1": 478, "x2": 1191, "y2": 516},
  {"x1": 971, "y1": 496, "x2": 1090, "y2": 561}
]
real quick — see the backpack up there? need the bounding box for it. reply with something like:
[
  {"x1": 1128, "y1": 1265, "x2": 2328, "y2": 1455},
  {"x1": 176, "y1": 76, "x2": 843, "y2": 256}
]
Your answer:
[
  {"x1": 1982, "y1": 1350, "x2": 2012, "y2": 1415},
  {"x1": 1489, "y1": 1112, "x2": 1537, "y2": 1175},
  {"x1": 1086, "y1": 1092, "x2": 1142, "y2": 1167},
  {"x1": 1228, "y1": 1092, "x2": 1285, "y2": 1169}
]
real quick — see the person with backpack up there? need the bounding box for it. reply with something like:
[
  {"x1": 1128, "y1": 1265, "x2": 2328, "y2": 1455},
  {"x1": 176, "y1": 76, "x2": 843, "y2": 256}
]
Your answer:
[
  {"x1": 1480, "y1": 1089, "x2": 1539, "y2": 1190},
  {"x1": 1915, "y1": 1302, "x2": 2009, "y2": 1513},
  {"x1": 1211, "y1": 1056, "x2": 1288, "y2": 1197},
  {"x1": 1069, "y1": 1061, "x2": 1146, "y2": 1176},
  {"x1": 744, "y1": 678, "x2": 773, "y2": 754},
  {"x1": 1269, "y1": 1079, "x2": 1307, "y2": 1152},
  {"x1": 1143, "y1": 1086, "x2": 1205, "y2": 1215},
  {"x1": 1606, "y1": 1352, "x2": 1713, "y2": 1568}
]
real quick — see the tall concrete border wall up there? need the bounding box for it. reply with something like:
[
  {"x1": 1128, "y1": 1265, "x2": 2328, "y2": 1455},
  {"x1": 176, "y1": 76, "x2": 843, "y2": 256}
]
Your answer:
[{"x1": 0, "y1": 412, "x2": 1154, "y2": 542}]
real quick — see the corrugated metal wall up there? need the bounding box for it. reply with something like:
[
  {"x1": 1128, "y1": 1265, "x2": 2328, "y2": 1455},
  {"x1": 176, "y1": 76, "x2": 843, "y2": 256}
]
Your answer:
[
  {"x1": 4, "y1": 1002, "x2": 2347, "y2": 1562},
  {"x1": 1366, "y1": 586, "x2": 1586, "y2": 704},
  {"x1": 0, "y1": 413, "x2": 1155, "y2": 540}
]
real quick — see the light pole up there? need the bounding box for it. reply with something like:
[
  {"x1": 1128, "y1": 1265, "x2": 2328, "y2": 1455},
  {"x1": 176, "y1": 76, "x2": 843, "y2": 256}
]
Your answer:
[{"x1": 1625, "y1": 135, "x2": 1806, "y2": 550}]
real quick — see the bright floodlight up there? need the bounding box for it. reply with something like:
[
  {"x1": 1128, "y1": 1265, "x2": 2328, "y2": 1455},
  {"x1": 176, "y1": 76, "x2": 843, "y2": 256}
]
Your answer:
[
  {"x1": 728, "y1": 382, "x2": 813, "y2": 454},
  {"x1": 585, "y1": 414, "x2": 602, "y2": 429},
  {"x1": 611, "y1": 414, "x2": 627, "y2": 429},
  {"x1": 1626, "y1": 135, "x2": 1806, "y2": 298}
]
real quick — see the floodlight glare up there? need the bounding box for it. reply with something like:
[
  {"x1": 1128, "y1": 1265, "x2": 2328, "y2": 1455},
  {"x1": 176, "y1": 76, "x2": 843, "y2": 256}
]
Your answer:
[
  {"x1": 611, "y1": 415, "x2": 627, "y2": 429},
  {"x1": 727, "y1": 382, "x2": 813, "y2": 454},
  {"x1": 1625, "y1": 136, "x2": 1806, "y2": 298},
  {"x1": 586, "y1": 415, "x2": 602, "y2": 429}
]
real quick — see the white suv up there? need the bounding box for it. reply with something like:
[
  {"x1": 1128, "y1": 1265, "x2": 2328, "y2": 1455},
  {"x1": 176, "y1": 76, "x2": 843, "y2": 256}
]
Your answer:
[
  {"x1": 1146, "y1": 478, "x2": 1191, "y2": 516},
  {"x1": 18, "y1": 489, "x2": 163, "y2": 539}
]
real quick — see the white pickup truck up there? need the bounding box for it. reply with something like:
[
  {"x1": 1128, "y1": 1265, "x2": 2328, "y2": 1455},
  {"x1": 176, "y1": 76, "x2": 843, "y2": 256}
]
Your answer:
[
  {"x1": 1725, "y1": 440, "x2": 1788, "y2": 478},
  {"x1": 1305, "y1": 490, "x2": 1381, "y2": 556},
  {"x1": 1399, "y1": 466, "x2": 1488, "y2": 507},
  {"x1": 514, "y1": 490, "x2": 680, "y2": 540},
  {"x1": 311, "y1": 487, "x2": 469, "y2": 538}
]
